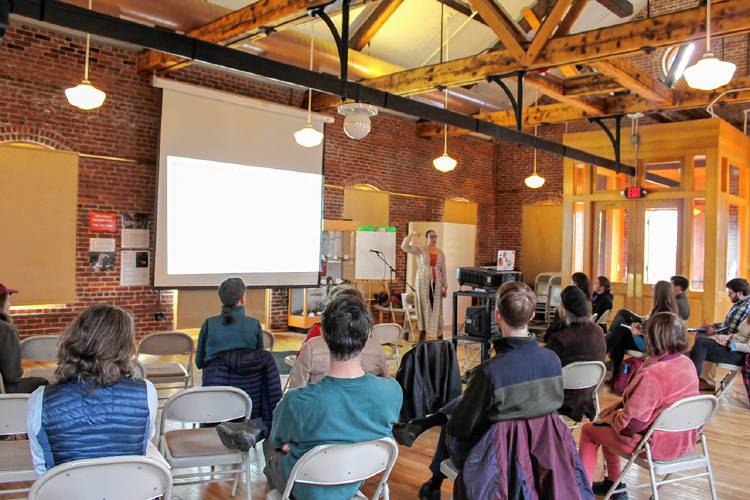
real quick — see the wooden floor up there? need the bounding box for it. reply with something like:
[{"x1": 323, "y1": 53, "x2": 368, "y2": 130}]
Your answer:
[{"x1": 4, "y1": 332, "x2": 750, "y2": 499}]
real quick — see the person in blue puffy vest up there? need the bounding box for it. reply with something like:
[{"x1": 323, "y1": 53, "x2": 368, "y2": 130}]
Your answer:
[
  {"x1": 26, "y1": 304, "x2": 157, "y2": 474},
  {"x1": 196, "y1": 277, "x2": 263, "y2": 370}
]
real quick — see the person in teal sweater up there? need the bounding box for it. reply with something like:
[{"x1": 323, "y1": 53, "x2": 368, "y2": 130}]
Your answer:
[
  {"x1": 196, "y1": 277, "x2": 263, "y2": 369},
  {"x1": 264, "y1": 293, "x2": 403, "y2": 500}
]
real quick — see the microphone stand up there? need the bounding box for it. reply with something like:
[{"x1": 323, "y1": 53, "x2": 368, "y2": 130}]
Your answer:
[{"x1": 372, "y1": 251, "x2": 417, "y2": 294}]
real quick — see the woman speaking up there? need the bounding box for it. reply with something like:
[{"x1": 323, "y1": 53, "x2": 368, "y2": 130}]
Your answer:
[{"x1": 401, "y1": 230, "x2": 447, "y2": 339}]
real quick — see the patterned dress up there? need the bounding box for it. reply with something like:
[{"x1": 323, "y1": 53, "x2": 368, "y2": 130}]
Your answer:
[{"x1": 401, "y1": 235, "x2": 447, "y2": 338}]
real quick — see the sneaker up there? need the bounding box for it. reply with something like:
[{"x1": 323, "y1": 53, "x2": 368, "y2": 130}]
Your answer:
[
  {"x1": 392, "y1": 423, "x2": 423, "y2": 447},
  {"x1": 418, "y1": 481, "x2": 441, "y2": 500},
  {"x1": 592, "y1": 479, "x2": 628, "y2": 499}
]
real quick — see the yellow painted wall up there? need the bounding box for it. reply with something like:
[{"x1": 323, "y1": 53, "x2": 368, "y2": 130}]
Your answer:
[{"x1": 521, "y1": 204, "x2": 563, "y2": 284}]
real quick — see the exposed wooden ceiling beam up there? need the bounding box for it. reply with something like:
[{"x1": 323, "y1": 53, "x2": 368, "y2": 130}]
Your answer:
[
  {"x1": 467, "y1": 0, "x2": 526, "y2": 62},
  {"x1": 526, "y1": 0, "x2": 574, "y2": 65},
  {"x1": 563, "y1": 72, "x2": 624, "y2": 95},
  {"x1": 523, "y1": 3, "x2": 579, "y2": 76},
  {"x1": 525, "y1": 73, "x2": 605, "y2": 114},
  {"x1": 594, "y1": 0, "x2": 633, "y2": 18},
  {"x1": 416, "y1": 76, "x2": 750, "y2": 136},
  {"x1": 556, "y1": 0, "x2": 588, "y2": 37},
  {"x1": 590, "y1": 58, "x2": 673, "y2": 104},
  {"x1": 435, "y1": 0, "x2": 487, "y2": 27},
  {"x1": 138, "y1": 0, "x2": 331, "y2": 73},
  {"x1": 349, "y1": 0, "x2": 404, "y2": 50},
  {"x1": 358, "y1": 0, "x2": 750, "y2": 96}
]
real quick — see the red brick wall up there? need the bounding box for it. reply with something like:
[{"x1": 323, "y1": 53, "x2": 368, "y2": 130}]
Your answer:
[{"x1": 0, "y1": 24, "x2": 495, "y2": 334}]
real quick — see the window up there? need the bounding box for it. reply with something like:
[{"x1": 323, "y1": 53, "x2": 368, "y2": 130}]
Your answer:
[
  {"x1": 573, "y1": 163, "x2": 587, "y2": 195},
  {"x1": 727, "y1": 204, "x2": 741, "y2": 281},
  {"x1": 644, "y1": 160, "x2": 682, "y2": 191},
  {"x1": 597, "y1": 207, "x2": 628, "y2": 282},
  {"x1": 691, "y1": 200, "x2": 705, "y2": 291},
  {"x1": 594, "y1": 167, "x2": 628, "y2": 192},
  {"x1": 643, "y1": 208, "x2": 679, "y2": 284},
  {"x1": 573, "y1": 202, "x2": 585, "y2": 272},
  {"x1": 729, "y1": 164, "x2": 743, "y2": 197},
  {"x1": 693, "y1": 155, "x2": 706, "y2": 191}
]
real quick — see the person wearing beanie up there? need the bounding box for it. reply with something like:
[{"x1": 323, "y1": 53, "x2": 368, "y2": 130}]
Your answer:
[
  {"x1": 195, "y1": 277, "x2": 264, "y2": 369},
  {"x1": 544, "y1": 285, "x2": 606, "y2": 422}
]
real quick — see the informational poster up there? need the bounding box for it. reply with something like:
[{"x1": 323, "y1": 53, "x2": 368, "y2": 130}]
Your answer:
[
  {"x1": 120, "y1": 250, "x2": 150, "y2": 286},
  {"x1": 497, "y1": 250, "x2": 516, "y2": 270},
  {"x1": 88, "y1": 211, "x2": 117, "y2": 233},
  {"x1": 89, "y1": 238, "x2": 115, "y2": 271},
  {"x1": 121, "y1": 212, "x2": 150, "y2": 249}
]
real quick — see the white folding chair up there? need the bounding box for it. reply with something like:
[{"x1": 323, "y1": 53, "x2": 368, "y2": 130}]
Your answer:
[
  {"x1": 28, "y1": 455, "x2": 172, "y2": 500},
  {"x1": 263, "y1": 330, "x2": 275, "y2": 352},
  {"x1": 159, "y1": 386, "x2": 254, "y2": 500},
  {"x1": 534, "y1": 273, "x2": 555, "y2": 319},
  {"x1": 20, "y1": 335, "x2": 61, "y2": 382},
  {"x1": 133, "y1": 359, "x2": 147, "y2": 379},
  {"x1": 266, "y1": 437, "x2": 399, "y2": 500},
  {"x1": 137, "y1": 332, "x2": 194, "y2": 389},
  {"x1": 546, "y1": 284, "x2": 562, "y2": 325},
  {"x1": 715, "y1": 363, "x2": 741, "y2": 399},
  {"x1": 371, "y1": 323, "x2": 402, "y2": 371},
  {"x1": 597, "y1": 309, "x2": 612, "y2": 326},
  {"x1": 400, "y1": 293, "x2": 417, "y2": 339},
  {"x1": 0, "y1": 372, "x2": 5, "y2": 394},
  {"x1": 0, "y1": 394, "x2": 36, "y2": 497},
  {"x1": 560, "y1": 361, "x2": 607, "y2": 429},
  {"x1": 604, "y1": 395, "x2": 719, "y2": 500}
]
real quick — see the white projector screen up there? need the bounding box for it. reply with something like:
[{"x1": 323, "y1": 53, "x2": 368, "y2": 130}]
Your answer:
[{"x1": 154, "y1": 78, "x2": 329, "y2": 288}]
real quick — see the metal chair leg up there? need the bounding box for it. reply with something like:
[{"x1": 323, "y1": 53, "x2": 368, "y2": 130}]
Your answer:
[{"x1": 245, "y1": 451, "x2": 253, "y2": 500}]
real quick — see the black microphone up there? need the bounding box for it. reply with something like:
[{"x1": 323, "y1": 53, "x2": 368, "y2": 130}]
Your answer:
[{"x1": 369, "y1": 249, "x2": 381, "y2": 254}]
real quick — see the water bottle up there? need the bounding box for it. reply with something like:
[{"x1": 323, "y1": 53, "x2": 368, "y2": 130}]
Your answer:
[{"x1": 622, "y1": 364, "x2": 629, "y2": 375}]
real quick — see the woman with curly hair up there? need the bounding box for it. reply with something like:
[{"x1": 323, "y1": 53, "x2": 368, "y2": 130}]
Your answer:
[{"x1": 26, "y1": 304, "x2": 157, "y2": 474}]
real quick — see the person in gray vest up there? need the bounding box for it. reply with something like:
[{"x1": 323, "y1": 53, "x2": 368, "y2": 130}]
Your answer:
[{"x1": 26, "y1": 304, "x2": 157, "y2": 474}]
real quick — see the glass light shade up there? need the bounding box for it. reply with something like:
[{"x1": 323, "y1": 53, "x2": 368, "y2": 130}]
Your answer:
[
  {"x1": 65, "y1": 80, "x2": 106, "y2": 110},
  {"x1": 433, "y1": 153, "x2": 457, "y2": 172},
  {"x1": 524, "y1": 172, "x2": 546, "y2": 189},
  {"x1": 683, "y1": 53, "x2": 736, "y2": 91},
  {"x1": 294, "y1": 124, "x2": 324, "y2": 147}
]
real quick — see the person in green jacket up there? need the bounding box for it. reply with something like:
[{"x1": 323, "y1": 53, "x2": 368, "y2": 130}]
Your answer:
[{"x1": 195, "y1": 277, "x2": 263, "y2": 369}]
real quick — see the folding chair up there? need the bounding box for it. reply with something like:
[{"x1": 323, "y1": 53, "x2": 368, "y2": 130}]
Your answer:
[
  {"x1": 133, "y1": 359, "x2": 147, "y2": 379},
  {"x1": 20, "y1": 335, "x2": 61, "y2": 383},
  {"x1": 597, "y1": 309, "x2": 612, "y2": 325},
  {"x1": 546, "y1": 283, "x2": 562, "y2": 325},
  {"x1": 604, "y1": 395, "x2": 719, "y2": 500},
  {"x1": 371, "y1": 323, "x2": 402, "y2": 372},
  {"x1": 534, "y1": 273, "x2": 555, "y2": 320},
  {"x1": 714, "y1": 363, "x2": 741, "y2": 400},
  {"x1": 400, "y1": 293, "x2": 417, "y2": 339},
  {"x1": 0, "y1": 394, "x2": 36, "y2": 498},
  {"x1": 0, "y1": 373, "x2": 5, "y2": 394},
  {"x1": 266, "y1": 437, "x2": 399, "y2": 500},
  {"x1": 159, "y1": 386, "x2": 254, "y2": 500},
  {"x1": 28, "y1": 455, "x2": 172, "y2": 500},
  {"x1": 263, "y1": 330, "x2": 275, "y2": 352},
  {"x1": 560, "y1": 361, "x2": 607, "y2": 429},
  {"x1": 137, "y1": 332, "x2": 194, "y2": 389}
]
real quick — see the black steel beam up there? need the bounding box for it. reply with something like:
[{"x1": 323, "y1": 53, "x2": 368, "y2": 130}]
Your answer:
[{"x1": 3, "y1": 0, "x2": 635, "y2": 175}]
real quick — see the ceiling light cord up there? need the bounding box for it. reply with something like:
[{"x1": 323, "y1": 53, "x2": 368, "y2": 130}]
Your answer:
[
  {"x1": 306, "y1": 26, "x2": 314, "y2": 124},
  {"x1": 706, "y1": 0, "x2": 711, "y2": 51},
  {"x1": 84, "y1": 0, "x2": 92, "y2": 81}
]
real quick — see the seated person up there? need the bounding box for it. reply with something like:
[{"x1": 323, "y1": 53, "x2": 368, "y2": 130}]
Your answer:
[
  {"x1": 288, "y1": 334, "x2": 387, "y2": 388},
  {"x1": 689, "y1": 278, "x2": 750, "y2": 391},
  {"x1": 263, "y1": 294, "x2": 402, "y2": 499},
  {"x1": 0, "y1": 284, "x2": 48, "y2": 393},
  {"x1": 591, "y1": 275, "x2": 613, "y2": 324},
  {"x1": 670, "y1": 274, "x2": 690, "y2": 321},
  {"x1": 296, "y1": 284, "x2": 362, "y2": 357},
  {"x1": 544, "y1": 272, "x2": 594, "y2": 342},
  {"x1": 579, "y1": 312, "x2": 698, "y2": 499},
  {"x1": 196, "y1": 277, "x2": 263, "y2": 370},
  {"x1": 606, "y1": 280, "x2": 679, "y2": 381},
  {"x1": 571, "y1": 271, "x2": 593, "y2": 300},
  {"x1": 394, "y1": 282, "x2": 563, "y2": 500},
  {"x1": 27, "y1": 304, "x2": 157, "y2": 474},
  {"x1": 545, "y1": 286, "x2": 606, "y2": 422}
]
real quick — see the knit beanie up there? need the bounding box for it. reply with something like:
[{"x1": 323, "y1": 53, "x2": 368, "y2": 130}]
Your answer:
[{"x1": 561, "y1": 285, "x2": 590, "y2": 317}]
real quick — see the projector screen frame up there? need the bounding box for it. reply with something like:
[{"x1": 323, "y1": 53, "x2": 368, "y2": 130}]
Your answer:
[{"x1": 151, "y1": 80, "x2": 329, "y2": 290}]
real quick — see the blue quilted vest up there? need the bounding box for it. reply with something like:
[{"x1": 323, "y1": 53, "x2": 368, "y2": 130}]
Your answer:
[{"x1": 37, "y1": 378, "x2": 150, "y2": 469}]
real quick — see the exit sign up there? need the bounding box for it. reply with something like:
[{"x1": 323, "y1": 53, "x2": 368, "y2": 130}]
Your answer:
[{"x1": 622, "y1": 186, "x2": 647, "y2": 199}]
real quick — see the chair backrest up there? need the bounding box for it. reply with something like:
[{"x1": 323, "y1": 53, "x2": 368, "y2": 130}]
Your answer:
[
  {"x1": 28, "y1": 455, "x2": 172, "y2": 500},
  {"x1": 597, "y1": 309, "x2": 612, "y2": 324},
  {"x1": 562, "y1": 361, "x2": 607, "y2": 391},
  {"x1": 0, "y1": 394, "x2": 29, "y2": 436},
  {"x1": 548, "y1": 285, "x2": 562, "y2": 308},
  {"x1": 549, "y1": 274, "x2": 562, "y2": 287},
  {"x1": 137, "y1": 331, "x2": 193, "y2": 356},
  {"x1": 535, "y1": 273, "x2": 554, "y2": 297},
  {"x1": 650, "y1": 395, "x2": 719, "y2": 434},
  {"x1": 263, "y1": 330, "x2": 275, "y2": 352},
  {"x1": 371, "y1": 323, "x2": 401, "y2": 345},
  {"x1": 161, "y1": 386, "x2": 251, "y2": 425},
  {"x1": 132, "y1": 359, "x2": 146, "y2": 379},
  {"x1": 20, "y1": 335, "x2": 60, "y2": 361},
  {"x1": 281, "y1": 438, "x2": 398, "y2": 500},
  {"x1": 0, "y1": 372, "x2": 5, "y2": 394}
]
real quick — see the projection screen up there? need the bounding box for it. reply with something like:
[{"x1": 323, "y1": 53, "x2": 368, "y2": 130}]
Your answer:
[{"x1": 153, "y1": 78, "x2": 331, "y2": 288}]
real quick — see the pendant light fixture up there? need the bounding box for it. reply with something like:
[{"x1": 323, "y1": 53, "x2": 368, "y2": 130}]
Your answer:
[
  {"x1": 65, "y1": 0, "x2": 106, "y2": 110},
  {"x1": 294, "y1": 24, "x2": 324, "y2": 148},
  {"x1": 524, "y1": 91, "x2": 544, "y2": 189},
  {"x1": 683, "y1": 0, "x2": 735, "y2": 91},
  {"x1": 433, "y1": 4, "x2": 457, "y2": 173}
]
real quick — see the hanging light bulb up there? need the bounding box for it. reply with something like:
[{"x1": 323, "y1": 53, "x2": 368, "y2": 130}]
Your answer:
[
  {"x1": 295, "y1": 24, "x2": 324, "y2": 147},
  {"x1": 684, "y1": 0, "x2": 735, "y2": 91},
  {"x1": 433, "y1": 5, "x2": 457, "y2": 173},
  {"x1": 524, "y1": 122, "x2": 545, "y2": 189},
  {"x1": 65, "y1": 0, "x2": 106, "y2": 110}
]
